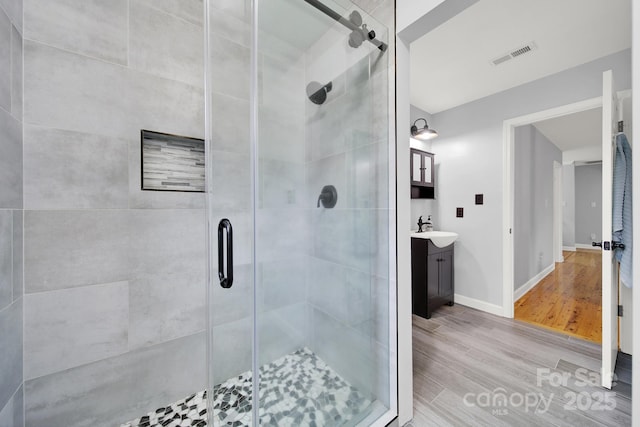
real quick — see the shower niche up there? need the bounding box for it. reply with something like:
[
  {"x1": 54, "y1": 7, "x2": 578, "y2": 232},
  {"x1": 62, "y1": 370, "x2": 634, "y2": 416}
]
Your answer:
[{"x1": 140, "y1": 130, "x2": 205, "y2": 192}]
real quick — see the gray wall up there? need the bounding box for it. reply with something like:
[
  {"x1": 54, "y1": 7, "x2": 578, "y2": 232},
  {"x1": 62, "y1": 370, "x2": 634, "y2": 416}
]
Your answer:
[
  {"x1": 0, "y1": 0, "x2": 24, "y2": 424},
  {"x1": 562, "y1": 163, "x2": 576, "y2": 247},
  {"x1": 575, "y1": 164, "x2": 603, "y2": 245},
  {"x1": 22, "y1": 1, "x2": 207, "y2": 426},
  {"x1": 513, "y1": 125, "x2": 561, "y2": 291},
  {"x1": 428, "y1": 48, "x2": 631, "y2": 307}
]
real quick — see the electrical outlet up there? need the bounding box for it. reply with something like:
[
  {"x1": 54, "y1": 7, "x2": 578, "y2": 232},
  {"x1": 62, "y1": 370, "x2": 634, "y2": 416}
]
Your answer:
[
  {"x1": 591, "y1": 201, "x2": 597, "y2": 208},
  {"x1": 475, "y1": 194, "x2": 483, "y2": 205},
  {"x1": 591, "y1": 233, "x2": 596, "y2": 240},
  {"x1": 456, "y1": 207, "x2": 464, "y2": 218}
]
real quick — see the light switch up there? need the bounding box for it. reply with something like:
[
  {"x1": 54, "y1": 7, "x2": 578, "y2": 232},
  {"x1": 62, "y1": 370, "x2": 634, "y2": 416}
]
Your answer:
[{"x1": 591, "y1": 201, "x2": 597, "y2": 208}]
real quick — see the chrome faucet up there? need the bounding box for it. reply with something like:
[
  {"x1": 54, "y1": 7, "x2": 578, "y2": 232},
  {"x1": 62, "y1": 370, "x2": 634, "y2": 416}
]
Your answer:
[{"x1": 417, "y1": 216, "x2": 425, "y2": 232}]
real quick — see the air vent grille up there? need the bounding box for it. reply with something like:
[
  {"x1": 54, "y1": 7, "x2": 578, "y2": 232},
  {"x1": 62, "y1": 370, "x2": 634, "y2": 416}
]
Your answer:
[
  {"x1": 491, "y1": 42, "x2": 538, "y2": 66},
  {"x1": 511, "y1": 45, "x2": 531, "y2": 57}
]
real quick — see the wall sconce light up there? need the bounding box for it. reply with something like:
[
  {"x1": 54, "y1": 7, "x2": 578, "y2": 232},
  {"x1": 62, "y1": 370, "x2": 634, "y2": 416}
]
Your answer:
[{"x1": 411, "y1": 118, "x2": 438, "y2": 140}]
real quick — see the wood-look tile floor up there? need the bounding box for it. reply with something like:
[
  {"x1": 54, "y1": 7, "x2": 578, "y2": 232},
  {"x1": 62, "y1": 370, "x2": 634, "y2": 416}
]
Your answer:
[
  {"x1": 515, "y1": 250, "x2": 602, "y2": 343},
  {"x1": 410, "y1": 306, "x2": 631, "y2": 427}
]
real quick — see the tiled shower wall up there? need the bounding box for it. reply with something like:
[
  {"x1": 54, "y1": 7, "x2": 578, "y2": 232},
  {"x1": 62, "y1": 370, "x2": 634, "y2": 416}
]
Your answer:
[
  {"x1": 0, "y1": 0, "x2": 24, "y2": 425},
  {"x1": 21, "y1": 1, "x2": 207, "y2": 426},
  {"x1": 304, "y1": 0, "x2": 394, "y2": 405}
]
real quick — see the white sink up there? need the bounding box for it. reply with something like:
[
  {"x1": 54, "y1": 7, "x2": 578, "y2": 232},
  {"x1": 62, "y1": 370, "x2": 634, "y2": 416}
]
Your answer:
[{"x1": 411, "y1": 231, "x2": 458, "y2": 248}]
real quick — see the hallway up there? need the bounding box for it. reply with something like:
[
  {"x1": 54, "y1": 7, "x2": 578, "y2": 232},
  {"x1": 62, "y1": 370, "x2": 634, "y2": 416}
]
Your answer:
[{"x1": 515, "y1": 250, "x2": 602, "y2": 343}]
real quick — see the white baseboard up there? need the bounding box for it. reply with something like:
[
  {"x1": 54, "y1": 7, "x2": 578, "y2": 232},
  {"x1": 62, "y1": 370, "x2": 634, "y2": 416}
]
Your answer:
[
  {"x1": 454, "y1": 294, "x2": 504, "y2": 317},
  {"x1": 514, "y1": 263, "x2": 555, "y2": 301},
  {"x1": 576, "y1": 243, "x2": 598, "y2": 250},
  {"x1": 563, "y1": 246, "x2": 576, "y2": 252}
]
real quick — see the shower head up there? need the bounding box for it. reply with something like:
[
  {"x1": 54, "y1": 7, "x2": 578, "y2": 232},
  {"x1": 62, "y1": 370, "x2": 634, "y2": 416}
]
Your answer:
[{"x1": 306, "y1": 81, "x2": 333, "y2": 105}]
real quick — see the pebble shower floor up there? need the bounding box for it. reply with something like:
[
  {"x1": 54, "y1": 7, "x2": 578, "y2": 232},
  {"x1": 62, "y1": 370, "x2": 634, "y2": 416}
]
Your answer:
[{"x1": 121, "y1": 348, "x2": 372, "y2": 427}]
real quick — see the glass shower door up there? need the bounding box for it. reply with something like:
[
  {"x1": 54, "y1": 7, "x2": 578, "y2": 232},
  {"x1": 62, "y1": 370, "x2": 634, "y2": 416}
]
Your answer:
[{"x1": 206, "y1": 0, "x2": 394, "y2": 425}]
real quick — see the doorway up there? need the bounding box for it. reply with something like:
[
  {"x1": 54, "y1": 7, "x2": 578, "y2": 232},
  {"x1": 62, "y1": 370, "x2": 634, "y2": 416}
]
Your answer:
[{"x1": 509, "y1": 106, "x2": 606, "y2": 343}]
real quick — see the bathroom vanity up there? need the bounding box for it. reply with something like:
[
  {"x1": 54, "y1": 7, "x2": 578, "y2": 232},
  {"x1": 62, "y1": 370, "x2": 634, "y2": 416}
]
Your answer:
[{"x1": 411, "y1": 232, "x2": 456, "y2": 319}]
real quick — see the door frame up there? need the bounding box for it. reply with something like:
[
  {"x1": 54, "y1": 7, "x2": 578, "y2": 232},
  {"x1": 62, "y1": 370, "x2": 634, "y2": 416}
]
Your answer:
[
  {"x1": 553, "y1": 160, "x2": 564, "y2": 264},
  {"x1": 501, "y1": 96, "x2": 603, "y2": 318},
  {"x1": 502, "y1": 90, "x2": 631, "y2": 316}
]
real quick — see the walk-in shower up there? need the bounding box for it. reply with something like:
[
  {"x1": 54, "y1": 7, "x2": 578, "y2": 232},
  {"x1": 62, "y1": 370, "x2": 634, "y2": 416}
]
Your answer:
[
  {"x1": 204, "y1": 0, "x2": 395, "y2": 425},
  {"x1": 12, "y1": 0, "x2": 394, "y2": 426}
]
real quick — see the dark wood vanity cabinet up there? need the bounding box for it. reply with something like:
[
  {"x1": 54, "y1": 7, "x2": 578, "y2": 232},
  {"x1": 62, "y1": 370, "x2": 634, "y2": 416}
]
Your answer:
[
  {"x1": 410, "y1": 149, "x2": 435, "y2": 199},
  {"x1": 411, "y1": 238, "x2": 454, "y2": 319}
]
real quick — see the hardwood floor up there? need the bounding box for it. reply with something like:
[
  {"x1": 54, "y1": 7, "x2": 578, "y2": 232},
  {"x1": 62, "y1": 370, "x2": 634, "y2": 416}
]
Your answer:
[
  {"x1": 410, "y1": 306, "x2": 631, "y2": 427},
  {"x1": 514, "y1": 250, "x2": 602, "y2": 343}
]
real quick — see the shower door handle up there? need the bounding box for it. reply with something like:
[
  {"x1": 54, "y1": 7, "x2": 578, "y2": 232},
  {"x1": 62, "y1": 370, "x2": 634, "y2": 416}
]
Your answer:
[{"x1": 218, "y1": 219, "x2": 233, "y2": 288}]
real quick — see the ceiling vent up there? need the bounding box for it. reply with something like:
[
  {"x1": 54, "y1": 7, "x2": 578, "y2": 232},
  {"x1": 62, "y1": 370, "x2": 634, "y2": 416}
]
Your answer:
[{"x1": 491, "y1": 42, "x2": 538, "y2": 66}]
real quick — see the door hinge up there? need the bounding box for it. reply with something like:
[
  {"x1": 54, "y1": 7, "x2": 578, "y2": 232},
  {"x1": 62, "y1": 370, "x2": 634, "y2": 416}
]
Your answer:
[{"x1": 618, "y1": 305, "x2": 623, "y2": 317}]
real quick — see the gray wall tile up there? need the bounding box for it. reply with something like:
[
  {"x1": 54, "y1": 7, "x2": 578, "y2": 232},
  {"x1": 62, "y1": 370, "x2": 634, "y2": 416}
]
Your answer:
[
  {"x1": 308, "y1": 257, "x2": 371, "y2": 328},
  {"x1": 259, "y1": 106, "x2": 305, "y2": 163},
  {"x1": 309, "y1": 306, "x2": 375, "y2": 397},
  {"x1": 257, "y1": 303, "x2": 307, "y2": 367},
  {"x1": 128, "y1": 209, "x2": 205, "y2": 277},
  {"x1": 0, "y1": 0, "x2": 21, "y2": 33},
  {"x1": 0, "y1": 300, "x2": 22, "y2": 412},
  {"x1": 23, "y1": 0, "x2": 127, "y2": 65},
  {"x1": 0, "y1": 10, "x2": 10, "y2": 112},
  {"x1": 259, "y1": 259, "x2": 306, "y2": 312},
  {"x1": 0, "y1": 211, "x2": 11, "y2": 309},
  {"x1": 256, "y1": 208, "x2": 308, "y2": 262},
  {"x1": 208, "y1": 1, "x2": 249, "y2": 47},
  {"x1": 10, "y1": 25, "x2": 21, "y2": 121},
  {"x1": 210, "y1": 317, "x2": 251, "y2": 385},
  {"x1": 129, "y1": 1, "x2": 203, "y2": 88},
  {"x1": 24, "y1": 281, "x2": 129, "y2": 380},
  {"x1": 128, "y1": 209, "x2": 206, "y2": 349},
  {"x1": 346, "y1": 142, "x2": 389, "y2": 209},
  {"x1": 208, "y1": 0, "x2": 250, "y2": 23},
  {"x1": 25, "y1": 332, "x2": 205, "y2": 427},
  {"x1": 137, "y1": 0, "x2": 204, "y2": 26},
  {"x1": 211, "y1": 263, "x2": 252, "y2": 326},
  {"x1": 0, "y1": 389, "x2": 13, "y2": 427},
  {"x1": 209, "y1": 34, "x2": 249, "y2": 100},
  {"x1": 312, "y1": 208, "x2": 384, "y2": 276},
  {"x1": 12, "y1": 384, "x2": 23, "y2": 427},
  {"x1": 259, "y1": 159, "x2": 305, "y2": 209},
  {"x1": 0, "y1": 106, "x2": 22, "y2": 209},
  {"x1": 23, "y1": 126, "x2": 129, "y2": 209},
  {"x1": 260, "y1": 53, "x2": 305, "y2": 116},
  {"x1": 24, "y1": 41, "x2": 204, "y2": 141},
  {"x1": 0, "y1": 384, "x2": 22, "y2": 427},
  {"x1": 210, "y1": 92, "x2": 250, "y2": 155},
  {"x1": 210, "y1": 151, "x2": 251, "y2": 211},
  {"x1": 24, "y1": 210, "x2": 129, "y2": 293},
  {"x1": 11, "y1": 211, "x2": 22, "y2": 301},
  {"x1": 128, "y1": 271, "x2": 205, "y2": 349}
]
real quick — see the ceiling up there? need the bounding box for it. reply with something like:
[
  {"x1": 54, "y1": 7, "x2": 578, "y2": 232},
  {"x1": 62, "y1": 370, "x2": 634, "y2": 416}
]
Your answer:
[
  {"x1": 410, "y1": 0, "x2": 632, "y2": 114},
  {"x1": 532, "y1": 96, "x2": 632, "y2": 161},
  {"x1": 533, "y1": 108, "x2": 603, "y2": 152}
]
